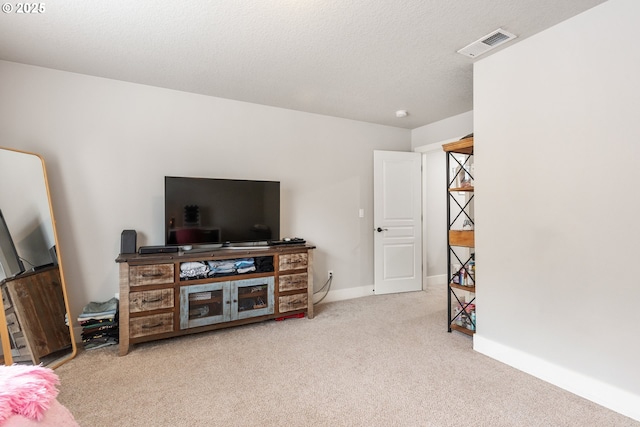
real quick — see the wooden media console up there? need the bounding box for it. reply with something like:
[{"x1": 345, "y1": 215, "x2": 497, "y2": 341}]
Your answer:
[{"x1": 116, "y1": 245, "x2": 314, "y2": 355}]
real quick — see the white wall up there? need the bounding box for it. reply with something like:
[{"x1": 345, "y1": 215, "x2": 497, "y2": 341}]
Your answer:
[
  {"x1": 0, "y1": 60, "x2": 411, "y2": 319},
  {"x1": 412, "y1": 111, "x2": 473, "y2": 286},
  {"x1": 411, "y1": 111, "x2": 473, "y2": 150},
  {"x1": 473, "y1": 0, "x2": 640, "y2": 420}
]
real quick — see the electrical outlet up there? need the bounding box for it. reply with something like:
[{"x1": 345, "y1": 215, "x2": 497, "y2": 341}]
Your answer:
[{"x1": 328, "y1": 270, "x2": 333, "y2": 280}]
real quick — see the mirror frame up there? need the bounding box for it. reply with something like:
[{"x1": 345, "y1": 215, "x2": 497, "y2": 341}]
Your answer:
[{"x1": 0, "y1": 146, "x2": 76, "y2": 368}]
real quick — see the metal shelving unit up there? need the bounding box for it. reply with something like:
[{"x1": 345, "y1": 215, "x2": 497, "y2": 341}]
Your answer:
[{"x1": 443, "y1": 137, "x2": 476, "y2": 335}]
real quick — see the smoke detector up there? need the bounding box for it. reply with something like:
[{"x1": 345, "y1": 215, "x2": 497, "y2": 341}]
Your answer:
[
  {"x1": 457, "y1": 28, "x2": 517, "y2": 58},
  {"x1": 395, "y1": 110, "x2": 408, "y2": 118}
]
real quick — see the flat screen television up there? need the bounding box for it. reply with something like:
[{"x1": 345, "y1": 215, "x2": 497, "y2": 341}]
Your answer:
[
  {"x1": 0, "y1": 209, "x2": 25, "y2": 279},
  {"x1": 165, "y1": 176, "x2": 280, "y2": 248}
]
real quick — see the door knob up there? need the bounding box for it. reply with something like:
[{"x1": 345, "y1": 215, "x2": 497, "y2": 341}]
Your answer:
[{"x1": 376, "y1": 227, "x2": 388, "y2": 232}]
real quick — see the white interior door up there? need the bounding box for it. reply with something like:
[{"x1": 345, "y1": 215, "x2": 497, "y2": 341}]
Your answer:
[{"x1": 374, "y1": 150, "x2": 422, "y2": 295}]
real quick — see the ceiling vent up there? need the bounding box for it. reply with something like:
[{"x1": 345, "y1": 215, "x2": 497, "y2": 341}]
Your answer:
[{"x1": 457, "y1": 28, "x2": 517, "y2": 58}]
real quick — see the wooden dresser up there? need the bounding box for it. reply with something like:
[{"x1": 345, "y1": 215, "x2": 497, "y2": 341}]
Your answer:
[{"x1": 116, "y1": 245, "x2": 314, "y2": 355}]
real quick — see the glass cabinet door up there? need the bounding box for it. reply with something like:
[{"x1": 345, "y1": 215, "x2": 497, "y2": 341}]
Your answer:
[
  {"x1": 180, "y1": 282, "x2": 230, "y2": 329},
  {"x1": 180, "y1": 277, "x2": 274, "y2": 329},
  {"x1": 232, "y1": 277, "x2": 274, "y2": 321}
]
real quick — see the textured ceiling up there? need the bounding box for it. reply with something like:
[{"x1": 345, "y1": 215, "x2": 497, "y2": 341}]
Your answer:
[{"x1": 0, "y1": 0, "x2": 606, "y2": 129}]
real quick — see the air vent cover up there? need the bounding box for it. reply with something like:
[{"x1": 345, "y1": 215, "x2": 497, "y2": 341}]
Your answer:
[{"x1": 457, "y1": 28, "x2": 517, "y2": 58}]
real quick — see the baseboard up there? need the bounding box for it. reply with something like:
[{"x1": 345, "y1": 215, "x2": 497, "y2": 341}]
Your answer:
[
  {"x1": 313, "y1": 278, "x2": 443, "y2": 304},
  {"x1": 313, "y1": 284, "x2": 374, "y2": 305},
  {"x1": 425, "y1": 274, "x2": 447, "y2": 291},
  {"x1": 474, "y1": 334, "x2": 640, "y2": 422}
]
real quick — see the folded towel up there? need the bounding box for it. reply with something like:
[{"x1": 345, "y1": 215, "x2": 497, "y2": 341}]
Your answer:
[
  {"x1": 79, "y1": 297, "x2": 118, "y2": 315},
  {"x1": 180, "y1": 262, "x2": 207, "y2": 271}
]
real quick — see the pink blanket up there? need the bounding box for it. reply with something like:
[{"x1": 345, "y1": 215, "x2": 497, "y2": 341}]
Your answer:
[{"x1": 0, "y1": 365, "x2": 78, "y2": 426}]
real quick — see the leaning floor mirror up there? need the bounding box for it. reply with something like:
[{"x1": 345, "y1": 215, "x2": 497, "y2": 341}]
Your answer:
[{"x1": 0, "y1": 146, "x2": 76, "y2": 368}]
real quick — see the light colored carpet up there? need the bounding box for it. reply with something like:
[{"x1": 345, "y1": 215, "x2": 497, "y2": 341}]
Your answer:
[{"x1": 55, "y1": 286, "x2": 638, "y2": 426}]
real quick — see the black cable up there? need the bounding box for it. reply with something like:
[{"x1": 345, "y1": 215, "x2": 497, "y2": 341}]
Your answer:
[
  {"x1": 313, "y1": 275, "x2": 333, "y2": 305},
  {"x1": 313, "y1": 276, "x2": 331, "y2": 294}
]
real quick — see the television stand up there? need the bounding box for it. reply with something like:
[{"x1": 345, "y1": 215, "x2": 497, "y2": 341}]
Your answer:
[
  {"x1": 181, "y1": 243, "x2": 224, "y2": 253},
  {"x1": 226, "y1": 245, "x2": 271, "y2": 250},
  {"x1": 116, "y1": 244, "x2": 315, "y2": 356},
  {"x1": 221, "y1": 241, "x2": 269, "y2": 248},
  {"x1": 182, "y1": 243, "x2": 272, "y2": 252}
]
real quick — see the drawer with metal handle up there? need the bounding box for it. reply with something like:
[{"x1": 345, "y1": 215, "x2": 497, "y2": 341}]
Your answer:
[
  {"x1": 129, "y1": 264, "x2": 175, "y2": 286},
  {"x1": 278, "y1": 294, "x2": 308, "y2": 314},
  {"x1": 129, "y1": 288, "x2": 174, "y2": 313},
  {"x1": 129, "y1": 313, "x2": 174, "y2": 338}
]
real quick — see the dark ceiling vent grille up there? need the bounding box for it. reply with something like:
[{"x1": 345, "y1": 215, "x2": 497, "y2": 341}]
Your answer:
[
  {"x1": 457, "y1": 28, "x2": 517, "y2": 58},
  {"x1": 483, "y1": 32, "x2": 511, "y2": 46}
]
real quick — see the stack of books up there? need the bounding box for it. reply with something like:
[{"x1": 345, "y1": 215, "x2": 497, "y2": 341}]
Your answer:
[{"x1": 77, "y1": 297, "x2": 119, "y2": 350}]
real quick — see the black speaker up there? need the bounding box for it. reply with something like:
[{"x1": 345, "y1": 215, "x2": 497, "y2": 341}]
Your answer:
[{"x1": 121, "y1": 230, "x2": 137, "y2": 254}]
